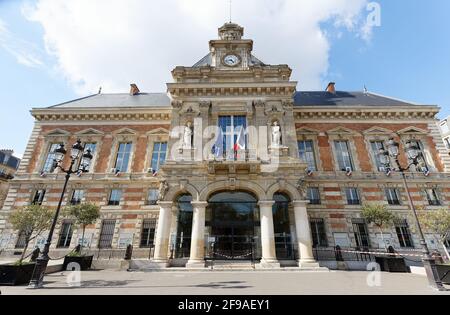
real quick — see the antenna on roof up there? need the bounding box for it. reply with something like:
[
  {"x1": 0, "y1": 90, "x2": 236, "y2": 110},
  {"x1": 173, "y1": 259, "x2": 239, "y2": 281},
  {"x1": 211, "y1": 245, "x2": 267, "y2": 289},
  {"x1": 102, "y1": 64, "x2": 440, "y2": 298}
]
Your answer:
[{"x1": 98, "y1": 87, "x2": 102, "y2": 94}]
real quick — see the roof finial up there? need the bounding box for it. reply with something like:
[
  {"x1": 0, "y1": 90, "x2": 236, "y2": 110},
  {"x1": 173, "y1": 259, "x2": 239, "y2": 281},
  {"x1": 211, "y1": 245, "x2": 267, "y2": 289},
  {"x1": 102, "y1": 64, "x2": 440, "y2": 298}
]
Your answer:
[
  {"x1": 229, "y1": 0, "x2": 232, "y2": 23},
  {"x1": 98, "y1": 86, "x2": 102, "y2": 94}
]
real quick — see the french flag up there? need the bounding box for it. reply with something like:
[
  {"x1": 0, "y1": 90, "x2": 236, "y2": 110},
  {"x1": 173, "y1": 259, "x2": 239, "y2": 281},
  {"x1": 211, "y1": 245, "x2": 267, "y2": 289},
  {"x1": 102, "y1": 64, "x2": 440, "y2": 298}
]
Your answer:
[{"x1": 234, "y1": 127, "x2": 246, "y2": 156}]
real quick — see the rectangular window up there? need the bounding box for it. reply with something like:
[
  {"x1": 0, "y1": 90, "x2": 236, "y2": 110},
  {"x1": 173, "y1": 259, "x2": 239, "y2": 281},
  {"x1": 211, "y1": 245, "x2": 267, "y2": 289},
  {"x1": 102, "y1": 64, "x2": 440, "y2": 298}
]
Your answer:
[
  {"x1": 307, "y1": 187, "x2": 321, "y2": 205},
  {"x1": 310, "y1": 219, "x2": 328, "y2": 248},
  {"x1": 444, "y1": 138, "x2": 450, "y2": 150},
  {"x1": 395, "y1": 220, "x2": 414, "y2": 248},
  {"x1": 385, "y1": 188, "x2": 401, "y2": 205},
  {"x1": 70, "y1": 190, "x2": 84, "y2": 205},
  {"x1": 150, "y1": 142, "x2": 167, "y2": 172},
  {"x1": 79, "y1": 143, "x2": 97, "y2": 172},
  {"x1": 15, "y1": 231, "x2": 27, "y2": 249},
  {"x1": 146, "y1": 189, "x2": 159, "y2": 206},
  {"x1": 298, "y1": 140, "x2": 317, "y2": 171},
  {"x1": 352, "y1": 220, "x2": 370, "y2": 249},
  {"x1": 345, "y1": 188, "x2": 360, "y2": 205},
  {"x1": 57, "y1": 221, "x2": 74, "y2": 248},
  {"x1": 98, "y1": 220, "x2": 116, "y2": 249},
  {"x1": 410, "y1": 140, "x2": 429, "y2": 170},
  {"x1": 114, "y1": 142, "x2": 132, "y2": 173},
  {"x1": 334, "y1": 140, "x2": 354, "y2": 171},
  {"x1": 370, "y1": 141, "x2": 386, "y2": 171},
  {"x1": 425, "y1": 189, "x2": 441, "y2": 206},
  {"x1": 42, "y1": 143, "x2": 60, "y2": 173},
  {"x1": 32, "y1": 189, "x2": 46, "y2": 205},
  {"x1": 140, "y1": 219, "x2": 156, "y2": 248},
  {"x1": 108, "y1": 189, "x2": 122, "y2": 206},
  {"x1": 218, "y1": 115, "x2": 247, "y2": 159}
]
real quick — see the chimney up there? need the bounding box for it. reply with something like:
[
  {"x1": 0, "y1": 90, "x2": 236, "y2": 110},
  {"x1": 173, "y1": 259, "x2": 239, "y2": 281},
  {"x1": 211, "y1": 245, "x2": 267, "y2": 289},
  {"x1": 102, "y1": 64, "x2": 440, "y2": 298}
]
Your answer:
[
  {"x1": 130, "y1": 84, "x2": 140, "y2": 96},
  {"x1": 326, "y1": 82, "x2": 336, "y2": 94}
]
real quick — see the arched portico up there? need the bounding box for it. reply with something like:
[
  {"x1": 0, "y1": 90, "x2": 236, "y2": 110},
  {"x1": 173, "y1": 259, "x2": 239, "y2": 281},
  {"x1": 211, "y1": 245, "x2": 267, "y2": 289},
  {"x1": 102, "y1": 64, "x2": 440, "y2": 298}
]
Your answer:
[{"x1": 152, "y1": 179, "x2": 318, "y2": 269}]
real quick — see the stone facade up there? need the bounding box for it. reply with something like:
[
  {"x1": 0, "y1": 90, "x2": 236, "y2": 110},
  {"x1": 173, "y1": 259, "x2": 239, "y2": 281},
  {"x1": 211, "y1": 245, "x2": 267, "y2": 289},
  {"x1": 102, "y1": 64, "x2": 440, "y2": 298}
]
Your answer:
[{"x1": 0, "y1": 23, "x2": 449, "y2": 268}]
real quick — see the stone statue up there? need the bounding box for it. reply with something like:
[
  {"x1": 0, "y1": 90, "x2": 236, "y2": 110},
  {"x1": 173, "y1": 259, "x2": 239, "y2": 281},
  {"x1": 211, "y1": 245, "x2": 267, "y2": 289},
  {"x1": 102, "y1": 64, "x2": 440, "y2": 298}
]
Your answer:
[
  {"x1": 158, "y1": 181, "x2": 169, "y2": 201},
  {"x1": 296, "y1": 178, "x2": 307, "y2": 199},
  {"x1": 182, "y1": 122, "x2": 193, "y2": 148},
  {"x1": 271, "y1": 121, "x2": 282, "y2": 147}
]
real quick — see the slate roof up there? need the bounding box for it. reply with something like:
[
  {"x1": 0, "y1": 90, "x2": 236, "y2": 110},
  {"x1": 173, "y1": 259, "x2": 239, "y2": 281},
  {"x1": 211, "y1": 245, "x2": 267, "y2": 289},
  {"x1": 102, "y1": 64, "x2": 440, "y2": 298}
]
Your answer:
[
  {"x1": 293, "y1": 91, "x2": 420, "y2": 107},
  {"x1": 45, "y1": 90, "x2": 421, "y2": 109},
  {"x1": 48, "y1": 93, "x2": 172, "y2": 108}
]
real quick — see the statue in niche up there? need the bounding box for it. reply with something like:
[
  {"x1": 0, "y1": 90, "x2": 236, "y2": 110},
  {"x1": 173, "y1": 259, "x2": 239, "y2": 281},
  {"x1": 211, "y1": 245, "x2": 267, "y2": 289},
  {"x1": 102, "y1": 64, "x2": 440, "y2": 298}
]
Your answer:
[
  {"x1": 296, "y1": 178, "x2": 307, "y2": 199},
  {"x1": 271, "y1": 121, "x2": 282, "y2": 147},
  {"x1": 158, "y1": 181, "x2": 169, "y2": 201},
  {"x1": 182, "y1": 121, "x2": 193, "y2": 149}
]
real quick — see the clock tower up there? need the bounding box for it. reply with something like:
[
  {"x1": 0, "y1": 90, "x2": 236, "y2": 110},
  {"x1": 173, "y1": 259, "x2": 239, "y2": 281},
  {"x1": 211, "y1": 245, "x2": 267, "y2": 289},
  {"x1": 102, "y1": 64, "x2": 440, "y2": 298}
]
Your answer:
[{"x1": 210, "y1": 23, "x2": 254, "y2": 69}]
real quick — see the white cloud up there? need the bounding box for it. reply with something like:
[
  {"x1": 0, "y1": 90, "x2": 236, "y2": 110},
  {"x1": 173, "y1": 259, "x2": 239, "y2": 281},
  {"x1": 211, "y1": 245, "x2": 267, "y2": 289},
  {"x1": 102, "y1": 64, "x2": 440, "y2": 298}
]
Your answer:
[
  {"x1": 23, "y1": 0, "x2": 373, "y2": 94},
  {"x1": 0, "y1": 17, "x2": 44, "y2": 68}
]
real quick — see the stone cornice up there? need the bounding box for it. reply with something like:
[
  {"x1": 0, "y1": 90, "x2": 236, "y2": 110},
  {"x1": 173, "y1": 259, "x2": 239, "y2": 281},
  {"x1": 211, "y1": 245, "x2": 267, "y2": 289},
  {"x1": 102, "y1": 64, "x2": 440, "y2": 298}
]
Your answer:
[
  {"x1": 31, "y1": 107, "x2": 172, "y2": 122},
  {"x1": 168, "y1": 82, "x2": 297, "y2": 98},
  {"x1": 171, "y1": 66, "x2": 293, "y2": 84},
  {"x1": 294, "y1": 106, "x2": 439, "y2": 121}
]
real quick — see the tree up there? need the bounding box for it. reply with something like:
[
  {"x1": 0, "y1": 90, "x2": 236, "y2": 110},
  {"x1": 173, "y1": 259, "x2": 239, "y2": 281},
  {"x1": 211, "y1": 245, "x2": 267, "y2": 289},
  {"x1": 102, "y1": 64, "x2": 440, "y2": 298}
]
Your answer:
[
  {"x1": 64, "y1": 203, "x2": 100, "y2": 254},
  {"x1": 9, "y1": 205, "x2": 53, "y2": 264},
  {"x1": 361, "y1": 204, "x2": 397, "y2": 250},
  {"x1": 416, "y1": 209, "x2": 450, "y2": 261}
]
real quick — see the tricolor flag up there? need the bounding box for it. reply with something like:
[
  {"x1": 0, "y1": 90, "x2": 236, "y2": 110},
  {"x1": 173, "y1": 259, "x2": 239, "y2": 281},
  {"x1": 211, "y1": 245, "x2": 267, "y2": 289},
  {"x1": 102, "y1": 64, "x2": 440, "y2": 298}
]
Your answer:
[{"x1": 234, "y1": 127, "x2": 246, "y2": 151}]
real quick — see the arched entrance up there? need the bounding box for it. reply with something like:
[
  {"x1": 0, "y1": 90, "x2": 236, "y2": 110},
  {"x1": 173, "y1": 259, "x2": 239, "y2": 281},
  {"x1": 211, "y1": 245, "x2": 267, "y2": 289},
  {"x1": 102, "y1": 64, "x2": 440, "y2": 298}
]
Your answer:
[
  {"x1": 273, "y1": 192, "x2": 294, "y2": 259},
  {"x1": 174, "y1": 193, "x2": 193, "y2": 259},
  {"x1": 205, "y1": 191, "x2": 260, "y2": 260}
]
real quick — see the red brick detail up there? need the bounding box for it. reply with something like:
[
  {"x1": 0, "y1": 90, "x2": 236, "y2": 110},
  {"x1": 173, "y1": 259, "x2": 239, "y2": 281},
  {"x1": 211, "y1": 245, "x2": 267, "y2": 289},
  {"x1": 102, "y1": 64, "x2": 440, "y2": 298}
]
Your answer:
[
  {"x1": 121, "y1": 223, "x2": 136, "y2": 229},
  {"x1": 122, "y1": 214, "x2": 138, "y2": 219},
  {"x1": 329, "y1": 213, "x2": 345, "y2": 219}
]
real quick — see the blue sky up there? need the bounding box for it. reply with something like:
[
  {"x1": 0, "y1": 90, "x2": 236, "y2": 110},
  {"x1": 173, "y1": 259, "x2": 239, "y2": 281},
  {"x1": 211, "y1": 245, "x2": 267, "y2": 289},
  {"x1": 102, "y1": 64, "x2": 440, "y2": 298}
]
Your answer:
[{"x1": 0, "y1": 0, "x2": 449, "y2": 157}]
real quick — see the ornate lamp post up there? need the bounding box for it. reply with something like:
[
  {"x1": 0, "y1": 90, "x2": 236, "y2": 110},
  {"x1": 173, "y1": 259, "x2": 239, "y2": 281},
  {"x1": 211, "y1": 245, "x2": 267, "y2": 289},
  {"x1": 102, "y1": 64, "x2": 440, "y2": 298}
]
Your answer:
[
  {"x1": 378, "y1": 138, "x2": 445, "y2": 291},
  {"x1": 28, "y1": 140, "x2": 93, "y2": 289}
]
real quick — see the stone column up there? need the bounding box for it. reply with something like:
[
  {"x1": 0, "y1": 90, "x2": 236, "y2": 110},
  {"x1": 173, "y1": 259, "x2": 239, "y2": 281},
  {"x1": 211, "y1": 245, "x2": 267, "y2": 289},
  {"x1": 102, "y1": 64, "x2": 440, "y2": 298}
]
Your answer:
[
  {"x1": 293, "y1": 200, "x2": 320, "y2": 268},
  {"x1": 258, "y1": 201, "x2": 280, "y2": 268},
  {"x1": 152, "y1": 201, "x2": 174, "y2": 267},
  {"x1": 186, "y1": 201, "x2": 208, "y2": 268}
]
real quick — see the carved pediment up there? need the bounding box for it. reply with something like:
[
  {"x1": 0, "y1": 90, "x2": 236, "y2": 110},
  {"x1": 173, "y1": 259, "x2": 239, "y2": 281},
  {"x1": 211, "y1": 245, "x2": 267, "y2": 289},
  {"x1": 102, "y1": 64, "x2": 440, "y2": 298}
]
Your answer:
[
  {"x1": 363, "y1": 126, "x2": 394, "y2": 135},
  {"x1": 113, "y1": 128, "x2": 138, "y2": 136},
  {"x1": 147, "y1": 127, "x2": 170, "y2": 136},
  {"x1": 45, "y1": 129, "x2": 71, "y2": 137},
  {"x1": 75, "y1": 128, "x2": 104, "y2": 136},
  {"x1": 296, "y1": 127, "x2": 320, "y2": 135},
  {"x1": 326, "y1": 126, "x2": 360, "y2": 136},
  {"x1": 397, "y1": 126, "x2": 428, "y2": 135}
]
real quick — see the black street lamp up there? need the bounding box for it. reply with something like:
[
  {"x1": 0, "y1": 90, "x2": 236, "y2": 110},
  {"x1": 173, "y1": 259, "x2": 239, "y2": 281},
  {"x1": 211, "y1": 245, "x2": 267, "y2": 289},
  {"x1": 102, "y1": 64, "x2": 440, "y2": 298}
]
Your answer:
[
  {"x1": 378, "y1": 138, "x2": 445, "y2": 291},
  {"x1": 28, "y1": 140, "x2": 93, "y2": 289}
]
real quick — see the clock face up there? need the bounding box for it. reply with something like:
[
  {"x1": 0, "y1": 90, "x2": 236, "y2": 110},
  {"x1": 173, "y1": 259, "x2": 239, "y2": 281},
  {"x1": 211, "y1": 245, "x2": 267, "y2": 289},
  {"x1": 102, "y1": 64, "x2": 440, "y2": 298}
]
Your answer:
[{"x1": 223, "y1": 54, "x2": 240, "y2": 67}]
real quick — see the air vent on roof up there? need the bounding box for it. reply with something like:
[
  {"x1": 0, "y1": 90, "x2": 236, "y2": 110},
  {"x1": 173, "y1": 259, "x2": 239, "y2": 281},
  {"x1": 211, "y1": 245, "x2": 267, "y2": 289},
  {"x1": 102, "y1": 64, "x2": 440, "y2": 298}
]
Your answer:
[{"x1": 130, "y1": 84, "x2": 140, "y2": 96}]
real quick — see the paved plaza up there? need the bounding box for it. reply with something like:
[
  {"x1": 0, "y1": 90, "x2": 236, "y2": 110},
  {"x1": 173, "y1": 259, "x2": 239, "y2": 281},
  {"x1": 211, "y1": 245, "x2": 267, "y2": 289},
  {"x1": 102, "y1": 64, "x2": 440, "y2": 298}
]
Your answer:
[{"x1": 1, "y1": 270, "x2": 449, "y2": 295}]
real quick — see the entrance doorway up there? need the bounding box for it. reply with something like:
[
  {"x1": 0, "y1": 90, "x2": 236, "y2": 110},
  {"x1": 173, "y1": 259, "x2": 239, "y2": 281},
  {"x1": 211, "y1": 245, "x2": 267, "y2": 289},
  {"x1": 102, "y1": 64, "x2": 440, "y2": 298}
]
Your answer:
[{"x1": 206, "y1": 191, "x2": 260, "y2": 260}]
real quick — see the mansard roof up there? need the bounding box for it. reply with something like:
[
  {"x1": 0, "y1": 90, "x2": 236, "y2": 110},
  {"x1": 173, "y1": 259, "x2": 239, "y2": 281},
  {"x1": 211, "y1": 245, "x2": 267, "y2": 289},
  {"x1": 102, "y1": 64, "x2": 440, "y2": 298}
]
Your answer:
[
  {"x1": 293, "y1": 91, "x2": 421, "y2": 107},
  {"x1": 192, "y1": 53, "x2": 266, "y2": 67},
  {"x1": 43, "y1": 90, "x2": 425, "y2": 110},
  {"x1": 48, "y1": 93, "x2": 171, "y2": 109}
]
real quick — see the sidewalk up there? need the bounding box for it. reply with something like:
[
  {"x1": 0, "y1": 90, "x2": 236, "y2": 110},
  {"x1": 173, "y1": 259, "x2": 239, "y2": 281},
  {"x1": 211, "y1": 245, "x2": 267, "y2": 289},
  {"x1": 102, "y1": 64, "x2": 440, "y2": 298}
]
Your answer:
[{"x1": 1, "y1": 269, "x2": 448, "y2": 295}]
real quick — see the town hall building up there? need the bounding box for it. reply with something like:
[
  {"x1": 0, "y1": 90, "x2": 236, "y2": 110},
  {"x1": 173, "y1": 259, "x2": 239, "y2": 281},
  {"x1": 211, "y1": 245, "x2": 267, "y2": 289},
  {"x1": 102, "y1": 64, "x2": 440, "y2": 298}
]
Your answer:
[{"x1": 0, "y1": 23, "x2": 449, "y2": 269}]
